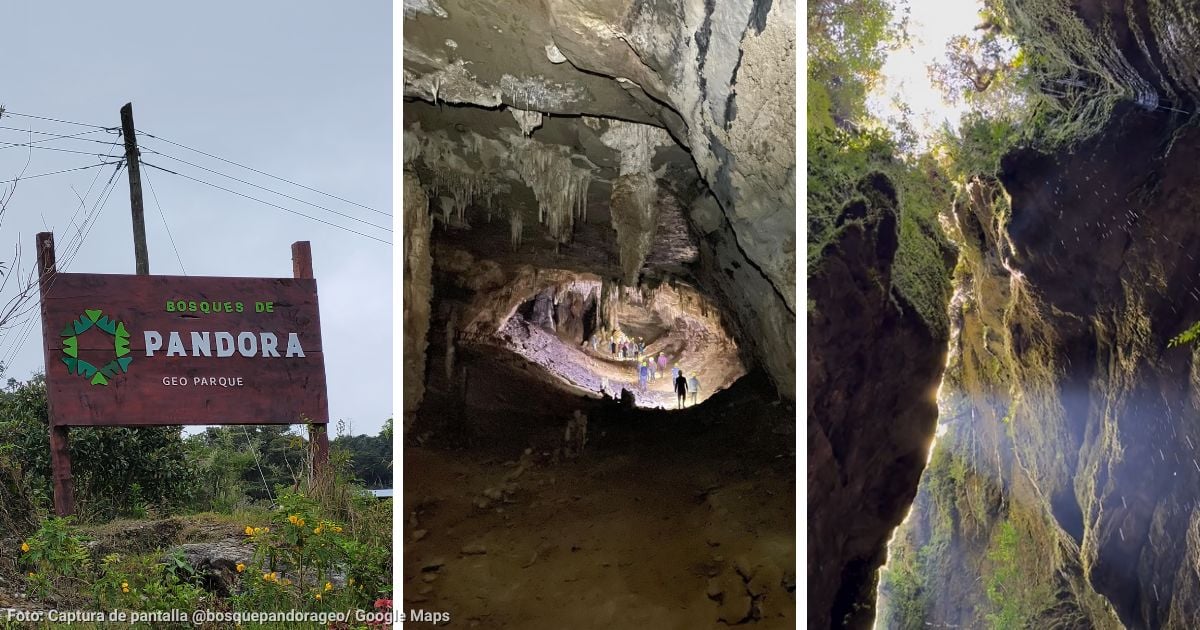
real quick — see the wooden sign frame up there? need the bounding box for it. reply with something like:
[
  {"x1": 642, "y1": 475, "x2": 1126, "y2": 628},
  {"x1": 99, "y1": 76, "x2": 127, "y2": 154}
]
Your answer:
[{"x1": 36, "y1": 232, "x2": 330, "y2": 515}]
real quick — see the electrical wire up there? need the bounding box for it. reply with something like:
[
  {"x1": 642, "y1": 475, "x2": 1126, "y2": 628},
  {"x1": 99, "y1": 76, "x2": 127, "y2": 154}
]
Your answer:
[
  {"x1": 0, "y1": 162, "x2": 114, "y2": 185},
  {"x1": 137, "y1": 129, "x2": 390, "y2": 217},
  {"x1": 140, "y1": 145, "x2": 390, "y2": 232},
  {"x1": 0, "y1": 142, "x2": 120, "y2": 158},
  {"x1": 141, "y1": 160, "x2": 391, "y2": 245},
  {"x1": 0, "y1": 110, "x2": 109, "y2": 129},
  {"x1": 142, "y1": 166, "x2": 187, "y2": 275},
  {"x1": 0, "y1": 126, "x2": 114, "y2": 149}
]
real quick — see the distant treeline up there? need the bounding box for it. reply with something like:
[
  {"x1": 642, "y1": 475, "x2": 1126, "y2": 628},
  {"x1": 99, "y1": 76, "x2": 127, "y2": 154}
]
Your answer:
[{"x1": 0, "y1": 374, "x2": 391, "y2": 525}]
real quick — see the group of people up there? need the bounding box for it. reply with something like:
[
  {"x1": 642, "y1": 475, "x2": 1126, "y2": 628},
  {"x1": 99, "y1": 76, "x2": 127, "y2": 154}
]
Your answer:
[
  {"x1": 673, "y1": 368, "x2": 700, "y2": 409},
  {"x1": 588, "y1": 327, "x2": 700, "y2": 408},
  {"x1": 590, "y1": 329, "x2": 647, "y2": 360},
  {"x1": 636, "y1": 352, "x2": 672, "y2": 389},
  {"x1": 636, "y1": 357, "x2": 700, "y2": 408}
]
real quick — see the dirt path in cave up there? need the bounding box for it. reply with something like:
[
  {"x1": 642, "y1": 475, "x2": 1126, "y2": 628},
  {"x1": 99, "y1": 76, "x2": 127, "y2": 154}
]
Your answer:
[{"x1": 403, "y1": 412, "x2": 794, "y2": 628}]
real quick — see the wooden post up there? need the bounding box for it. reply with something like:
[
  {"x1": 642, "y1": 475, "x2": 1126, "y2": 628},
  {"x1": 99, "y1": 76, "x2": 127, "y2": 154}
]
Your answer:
[
  {"x1": 121, "y1": 103, "x2": 149, "y2": 275},
  {"x1": 293, "y1": 241, "x2": 330, "y2": 474},
  {"x1": 37, "y1": 232, "x2": 76, "y2": 516}
]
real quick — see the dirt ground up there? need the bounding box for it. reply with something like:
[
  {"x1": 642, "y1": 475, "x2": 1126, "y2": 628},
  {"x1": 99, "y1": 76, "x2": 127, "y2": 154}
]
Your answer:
[{"x1": 403, "y1": 371, "x2": 795, "y2": 628}]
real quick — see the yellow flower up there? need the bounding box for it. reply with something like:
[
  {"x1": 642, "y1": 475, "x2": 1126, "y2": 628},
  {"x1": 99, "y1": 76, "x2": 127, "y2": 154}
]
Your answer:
[
  {"x1": 262, "y1": 572, "x2": 274, "y2": 582},
  {"x1": 324, "y1": 581, "x2": 332, "y2": 592},
  {"x1": 20, "y1": 542, "x2": 29, "y2": 553},
  {"x1": 27, "y1": 572, "x2": 35, "y2": 578},
  {"x1": 121, "y1": 586, "x2": 130, "y2": 593},
  {"x1": 315, "y1": 593, "x2": 322, "y2": 601},
  {"x1": 297, "y1": 518, "x2": 306, "y2": 527},
  {"x1": 244, "y1": 526, "x2": 254, "y2": 536},
  {"x1": 121, "y1": 582, "x2": 128, "y2": 588},
  {"x1": 236, "y1": 563, "x2": 245, "y2": 573},
  {"x1": 348, "y1": 578, "x2": 354, "y2": 586},
  {"x1": 282, "y1": 578, "x2": 292, "y2": 586},
  {"x1": 314, "y1": 525, "x2": 323, "y2": 534}
]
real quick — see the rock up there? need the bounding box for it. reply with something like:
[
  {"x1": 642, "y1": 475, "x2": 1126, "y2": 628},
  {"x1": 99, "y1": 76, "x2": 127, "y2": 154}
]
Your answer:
[
  {"x1": 411, "y1": 529, "x2": 428, "y2": 542},
  {"x1": 422, "y1": 573, "x2": 439, "y2": 583},
  {"x1": 164, "y1": 539, "x2": 254, "y2": 597},
  {"x1": 747, "y1": 563, "x2": 781, "y2": 597},
  {"x1": 421, "y1": 558, "x2": 445, "y2": 572},
  {"x1": 706, "y1": 578, "x2": 723, "y2": 599},
  {"x1": 461, "y1": 543, "x2": 487, "y2": 555},
  {"x1": 717, "y1": 593, "x2": 753, "y2": 625}
]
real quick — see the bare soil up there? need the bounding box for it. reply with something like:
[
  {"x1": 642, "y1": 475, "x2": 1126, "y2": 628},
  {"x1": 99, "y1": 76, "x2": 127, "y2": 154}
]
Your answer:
[{"x1": 404, "y1": 370, "x2": 795, "y2": 628}]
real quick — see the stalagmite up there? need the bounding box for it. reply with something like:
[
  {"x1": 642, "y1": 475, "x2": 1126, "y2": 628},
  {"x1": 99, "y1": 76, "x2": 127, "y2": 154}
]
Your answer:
[{"x1": 403, "y1": 169, "x2": 434, "y2": 434}]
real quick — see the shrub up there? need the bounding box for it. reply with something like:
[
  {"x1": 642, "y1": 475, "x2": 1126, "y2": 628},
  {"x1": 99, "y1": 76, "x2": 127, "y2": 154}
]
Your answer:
[{"x1": 231, "y1": 491, "x2": 390, "y2": 614}]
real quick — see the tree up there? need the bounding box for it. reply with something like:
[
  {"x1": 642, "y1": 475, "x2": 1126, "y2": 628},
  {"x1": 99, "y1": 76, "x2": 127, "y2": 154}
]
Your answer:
[
  {"x1": 807, "y1": 0, "x2": 909, "y2": 126},
  {"x1": 0, "y1": 374, "x2": 197, "y2": 520}
]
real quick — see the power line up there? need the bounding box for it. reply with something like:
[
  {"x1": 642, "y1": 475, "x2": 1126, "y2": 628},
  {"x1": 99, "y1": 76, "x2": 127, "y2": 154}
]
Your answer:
[
  {"x1": 138, "y1": 129, "x2": 390, "y2": 217},
  {"x1": 142, "y1": 160, "x2": 391, "y2": 245},
  {"x1": 140, "y1": 145, "x2": 391, "y2": 232},
  {"x1": 0, "y1": 126, "x2": 114, "y2": 149},
  {"x1": 142, "y1": 166, "x2": 187, "y2": 275},
  {"x1": 64, "y1": 140, "x2": 125, "y2": 243},
  {"x1": 0, "y1": 162, "x2": 115, "y2": 185},
  {"x1": 0, "y1": 141, "x2": 120, "y2": 158},
  {"x1": 62, "y1": 163, "x2": 127, "y2": 271},
  {"x1": 0, "y1": 110, "x2": 109, "y2": 129}
]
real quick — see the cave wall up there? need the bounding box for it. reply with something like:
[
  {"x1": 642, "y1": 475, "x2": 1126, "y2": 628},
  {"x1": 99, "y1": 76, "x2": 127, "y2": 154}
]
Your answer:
[
  {"x1": 807, "y1": 173, "x2": 955, "y2": 628},
  {"x1": 884, "y1": 107, "x2": 1200, "y2": 628}
]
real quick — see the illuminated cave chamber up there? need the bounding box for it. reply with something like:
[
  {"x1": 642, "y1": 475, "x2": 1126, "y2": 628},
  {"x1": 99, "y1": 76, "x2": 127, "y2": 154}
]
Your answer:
[{"x1": 499, "y1": 277, "x2": 744, "y2": 408}]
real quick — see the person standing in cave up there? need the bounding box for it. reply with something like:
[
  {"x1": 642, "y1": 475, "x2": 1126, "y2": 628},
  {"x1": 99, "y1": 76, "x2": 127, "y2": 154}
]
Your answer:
[
  {"x1": 638, "y1": 360, "x2": 649, "y2": 391},
  {"x1": 674, "y1": 371, "x2": 689, "y2": 409},
  {"x1": 688, "y1": 373, "x2": 700, "y2": 406},
  {"x1": 671, "y1": 364, "x2": 681, "y2": 382},
  {"x1": 657, "y1": 353, "x2": 669, "y2": 379}
]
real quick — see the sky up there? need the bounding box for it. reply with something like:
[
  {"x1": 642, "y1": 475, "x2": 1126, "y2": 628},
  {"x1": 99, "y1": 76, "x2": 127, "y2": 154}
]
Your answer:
[
  {"x1": 0, "y1": 1, "x2": 392, "y2": 437},
  {"x1": 866, "y1": 0, "x2": 985, "y2": 142}
]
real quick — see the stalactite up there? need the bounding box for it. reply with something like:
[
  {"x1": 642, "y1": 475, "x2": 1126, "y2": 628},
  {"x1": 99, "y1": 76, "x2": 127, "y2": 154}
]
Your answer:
[
  {"x1": 509, "y1": 209, "x2": 523, "y2": 251},
  {"x1": 506, "y1": 132, "x2": 593, "y2": 244},
  {"x1": 509, "y1": 107, "x2": 544, "y2": 136},
  {"x1": 600, "y1": 120, "x2": 671, "y2": 283}
]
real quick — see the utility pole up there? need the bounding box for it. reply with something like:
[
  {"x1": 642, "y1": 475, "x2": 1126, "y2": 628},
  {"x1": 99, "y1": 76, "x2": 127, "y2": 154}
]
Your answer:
[{"x1": 120, "y1": 102, "x2": 149, "y2": 275}]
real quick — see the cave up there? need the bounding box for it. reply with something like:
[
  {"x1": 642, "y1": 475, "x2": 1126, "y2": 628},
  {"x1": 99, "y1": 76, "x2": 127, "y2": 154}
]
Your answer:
[
  {"x1": 809, "y1": 1, "x2": 1200, "y2": 629},
  {"x1": 401, "y1": 1, "x2": 796, "y2": 627}
]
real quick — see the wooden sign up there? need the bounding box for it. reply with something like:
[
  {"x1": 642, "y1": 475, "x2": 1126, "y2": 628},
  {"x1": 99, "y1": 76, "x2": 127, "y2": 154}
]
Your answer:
[{"x1": 36, "y1": 233, "x2": 330, "y2": 515}]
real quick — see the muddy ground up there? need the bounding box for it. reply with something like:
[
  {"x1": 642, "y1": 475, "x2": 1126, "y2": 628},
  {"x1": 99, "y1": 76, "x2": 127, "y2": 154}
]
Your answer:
[{"x1": 404, "y1": 363, "x2": 795, "y2": 629}]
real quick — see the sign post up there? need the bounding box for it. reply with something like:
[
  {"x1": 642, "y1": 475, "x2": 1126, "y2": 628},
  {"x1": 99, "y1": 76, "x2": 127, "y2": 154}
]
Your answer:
[{"x1": 36, "y1": 232, "x2": 330, "y2": 516}]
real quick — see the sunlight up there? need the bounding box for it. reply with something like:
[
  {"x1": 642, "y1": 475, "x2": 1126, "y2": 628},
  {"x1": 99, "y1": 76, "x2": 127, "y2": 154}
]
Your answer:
[{"x1": 866, "y1": 0, "x2": 986, "y2": 141}]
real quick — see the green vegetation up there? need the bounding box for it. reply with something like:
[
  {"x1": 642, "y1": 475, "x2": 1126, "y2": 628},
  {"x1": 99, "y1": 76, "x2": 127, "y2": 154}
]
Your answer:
[
  {"x1": 983, "y1": 518, "x2": 1055, "y2": 628},
  {"x1": 0, "y1": 374, "x2": 393, "y2": 627},
  {"x1": 807, "y1": 0, "x2": 907, "y2": 125}
]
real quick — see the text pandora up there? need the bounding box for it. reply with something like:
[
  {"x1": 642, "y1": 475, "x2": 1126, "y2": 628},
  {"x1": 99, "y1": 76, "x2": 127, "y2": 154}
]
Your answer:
[{"x1": 144, "y1": 331, "x2": 306, "y2": 358}]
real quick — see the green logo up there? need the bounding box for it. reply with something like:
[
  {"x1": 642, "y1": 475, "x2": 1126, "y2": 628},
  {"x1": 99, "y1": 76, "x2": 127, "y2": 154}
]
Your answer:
[{"x1": 60, "y1": 309, "x2": 133, "y2": 386}]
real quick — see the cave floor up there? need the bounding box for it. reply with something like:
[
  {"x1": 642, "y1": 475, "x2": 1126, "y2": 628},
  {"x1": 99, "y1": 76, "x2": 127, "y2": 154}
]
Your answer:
[{"x1": 403, "y1": 405, "x2": 794, "y2": 628}]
